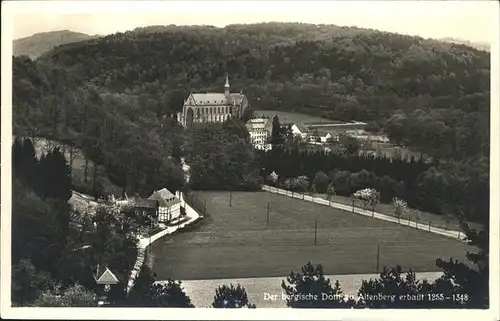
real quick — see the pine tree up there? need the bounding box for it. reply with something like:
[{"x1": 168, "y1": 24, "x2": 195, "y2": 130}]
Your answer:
[
  {"x1": 126, "y1": 265, "x2": 194, "y2": 307},
  {"x1": 434, "y1": 218, "x2": 489, "y2": 308},
  {"x1": 271, "y1": 115, "x2": 284, "y2": 148},
  {"x1": 21, "y1": 138, "x2": 39, "y2": 187},
  {"x1": 357, "y1": 266, "x2": 432, "y2": 308},
  {"x1": 12, "y1": 137, "x2": 25, "y2": 178},
  {"x1": 281, "y1": 262, "x2": 350, "y2": 308},
  {"x1": 212, "y1": 283, "x2": 255, "y2": 308},
  {"x1": 12, "y1": 138, "x2": 39, "y2": 188},
  {"x1": 38, "y1": 147, "x2": 72, "y2": 201}
]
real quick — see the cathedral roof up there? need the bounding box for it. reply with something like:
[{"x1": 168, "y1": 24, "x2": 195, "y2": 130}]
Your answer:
[
  {"x1": 189, "y1": 92, "x2": 246, "y2": 106},
  {"x1": 191, "y1": 93, "x2": 227, "y2": 105}
]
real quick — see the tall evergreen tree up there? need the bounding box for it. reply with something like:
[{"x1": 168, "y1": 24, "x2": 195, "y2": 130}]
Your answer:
[
  {"x1": 271, "y1": 115, "x2": 284, "y2": 148},
  {"x1": 281, "y1": 262, "x2": 352, "y2": 308},
  {"x1": 433, "y1": 218, "x2": 489, "y2": 308},
  {"x1": 242, "y1": 107, "x2": 254, "y2": 123},
  {"x1": 38, "y1": 147, "x2": 72, "y2": 201},
  {"x1": 126, "y1": 265, "x2": 194, "y2": 307},
  {"x1": 212, "y1": 284, "x2": 256, "y2": 308},
  {"x1": 12, "y1": 138, "x2": 39, "y2": 188},
  {"x1": 357, "y1": 266, "x2": 433, "y2": 308}
]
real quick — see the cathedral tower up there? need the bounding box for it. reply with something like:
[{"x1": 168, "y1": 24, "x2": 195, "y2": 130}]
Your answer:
[{"x1": 224, "y1": 74, "x2": 230, "y2": 96}]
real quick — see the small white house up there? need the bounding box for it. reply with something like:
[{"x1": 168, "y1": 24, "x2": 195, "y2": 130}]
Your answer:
[
  {"x1": 290, "y1": 123, "x2": 309, "y2": 140},
  {"x1": 148, "y1": 188, "x2": 182, "y2": 223},
  {"x1": 320, "y1": 132, "x2": 332, "y2": 143}
]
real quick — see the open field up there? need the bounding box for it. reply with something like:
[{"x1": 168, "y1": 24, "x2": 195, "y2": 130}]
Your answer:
[
  {"x1": 312, "y1": 193, "x2": 481, "y2": 231},
  {"x1": 150, "y1": 191, "x2": 471, "y2": 281},
  {"x1": 254, "y1": 110, "x2": 343, "y2": 124}
]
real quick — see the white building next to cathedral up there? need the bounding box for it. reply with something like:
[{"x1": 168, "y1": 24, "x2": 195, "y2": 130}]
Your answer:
[
  {"x1": 245, "y1": 118, "x2": 273, "y2": 151},
  {"x1": 178, "y1": 75, "x2": 249, "y2": 128}
]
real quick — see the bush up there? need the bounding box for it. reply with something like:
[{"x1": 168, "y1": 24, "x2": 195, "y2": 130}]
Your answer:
[
  {"x1": 292, "y1": 175, "x2": 309, "y2": 192},
  {"x1": 313, "y1": 171, "x2": 329, "y2": 193},
  {"x1": 212, "y1": 284, "x2": 255, "y2": 308},
  {"x1": 392, "y1": 197, "x2": 409, "y2": 217}
]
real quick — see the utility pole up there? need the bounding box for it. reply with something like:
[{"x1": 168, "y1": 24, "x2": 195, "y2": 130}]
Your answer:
[
  {"x1": 314, "y1": 220, "x2": 318, "y2": 246},
  {"x1": 266, "y1": 201, "x2": 270, "y2": 225},
  {"x1": 376, "y1": 245, "x2": 380, "y2": 274}
]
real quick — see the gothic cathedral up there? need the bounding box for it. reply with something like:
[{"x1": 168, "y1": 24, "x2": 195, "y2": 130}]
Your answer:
[{"x1": 178, "y1": 75, "x2": 249, "y2": 128}]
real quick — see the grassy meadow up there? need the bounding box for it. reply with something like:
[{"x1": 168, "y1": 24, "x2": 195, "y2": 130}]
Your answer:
[{"x1": 150, "y1": 191, "x2": 471, "y2": 281}]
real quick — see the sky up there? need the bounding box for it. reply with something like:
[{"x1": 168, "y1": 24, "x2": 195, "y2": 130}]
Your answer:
[{"x1": 4, "y1": 1, "x2": 499, "y2": 44}]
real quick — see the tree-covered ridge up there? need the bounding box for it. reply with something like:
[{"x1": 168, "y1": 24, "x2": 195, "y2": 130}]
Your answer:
[
  {"x1": 34, "y1": 23, "x2": 489, "y2": 162},
  {"x1": 13, "y1": 30, "x2": 98, "y2": 59},
  {"x1": 42, "y1": 22, "x2": 489, "y2": 100}
]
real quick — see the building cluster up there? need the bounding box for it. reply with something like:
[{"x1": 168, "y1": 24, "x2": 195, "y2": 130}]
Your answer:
[
  {"x1": 243, "y1": 116, "x2": 390, "y2": 153},
  {"x1": 174, "y1": 75, "x2": 388, "y2": 155}
]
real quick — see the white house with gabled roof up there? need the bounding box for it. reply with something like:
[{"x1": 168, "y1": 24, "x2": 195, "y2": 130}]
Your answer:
[{"x1": 148, "y1": 188, "x2": 182, "y2": 222}]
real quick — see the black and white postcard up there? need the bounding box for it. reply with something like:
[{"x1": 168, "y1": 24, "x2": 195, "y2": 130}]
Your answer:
[{"x1": 1, "y1": 1, "x2": 499, "y2": 320}]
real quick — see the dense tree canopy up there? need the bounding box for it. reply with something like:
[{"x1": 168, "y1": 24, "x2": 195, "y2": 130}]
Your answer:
[{"x1": 183, "y1": 121, "x2": 261, "y2": 190}]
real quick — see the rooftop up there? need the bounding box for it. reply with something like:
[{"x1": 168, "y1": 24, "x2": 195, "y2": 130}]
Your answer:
[
  {"x1": 188, "y1": 92, "x2": 246, "y2": 106},
  {"x1": 292, "y1": 123, "x2": 309, "y2": 133},
  {"x1": 129, "y1": 198, "x2": 159, "y2": 209},
  {"x1": 148, "y1": 188, "x2": 180, "y2": 207},
  {"x1": 94, "y1": 266, "x2": 119, "y2": 285}
]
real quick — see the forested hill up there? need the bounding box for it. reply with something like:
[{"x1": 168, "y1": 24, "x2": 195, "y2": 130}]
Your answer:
[
  {"x1": 439, "y1": 37, "x2": 490, "y2": 52},
  {"x1": 41, "y1": 24, "x2": 490, "y2": 116},
  {"x1": 13, "y1": 30, "x2": 98, "y2": 59},
  {"x1": 13, "y1": 23, "x2": 490, "y2": 198},
  {"x1": 33, "y1": 23, "x2": 489, "y2": 159}
]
